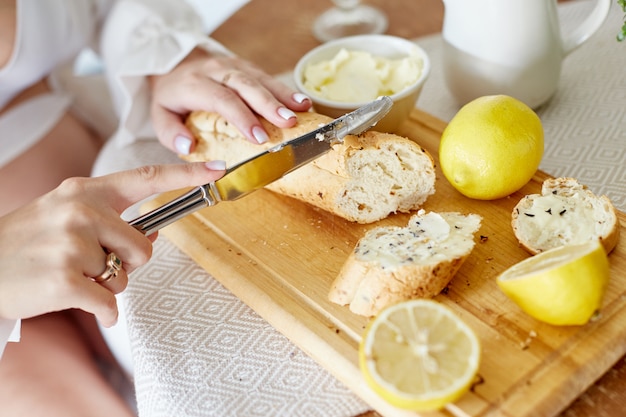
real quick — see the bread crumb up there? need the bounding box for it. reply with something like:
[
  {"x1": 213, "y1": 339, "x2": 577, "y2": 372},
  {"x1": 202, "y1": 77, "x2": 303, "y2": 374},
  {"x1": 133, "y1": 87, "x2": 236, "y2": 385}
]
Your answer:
[
  {"x1": 590, "y1": 310, "x2": 602, "y2": 322},
  {"x1": 470, "y1": 374, "x2": 485, "y2": 392},
  {"x1": 520, "y1": 330, "x2": 537, "y2": 350}
]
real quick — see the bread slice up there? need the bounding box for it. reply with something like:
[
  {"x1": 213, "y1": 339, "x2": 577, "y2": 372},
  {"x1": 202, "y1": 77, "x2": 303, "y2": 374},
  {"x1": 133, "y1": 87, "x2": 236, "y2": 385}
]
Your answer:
[
  {"x1": 183, "y1": 111, "x2": 436, "y2": 224},
  {"x1": 329, "y1": 210, "x2": 483, "y2": 316},
  {"x1": 512, "y1": 177, "x2": 620, "y2": 254}
]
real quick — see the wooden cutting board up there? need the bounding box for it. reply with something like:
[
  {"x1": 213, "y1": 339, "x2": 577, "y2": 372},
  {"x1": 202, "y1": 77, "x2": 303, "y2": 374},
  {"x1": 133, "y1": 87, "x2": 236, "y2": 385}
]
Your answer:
[{"x1": 145, "y1": 108, "x2": 626, "y2": 417}]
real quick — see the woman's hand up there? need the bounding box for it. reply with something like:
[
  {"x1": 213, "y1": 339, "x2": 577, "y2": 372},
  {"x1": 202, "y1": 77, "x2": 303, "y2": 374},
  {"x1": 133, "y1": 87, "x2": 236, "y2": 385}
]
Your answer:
[
  {"x1": 0, "y1": 161, "x2": 226, "y2": 327},
  {"x1": 149, "y1": 49, "x2": 312, "y2": 155}
]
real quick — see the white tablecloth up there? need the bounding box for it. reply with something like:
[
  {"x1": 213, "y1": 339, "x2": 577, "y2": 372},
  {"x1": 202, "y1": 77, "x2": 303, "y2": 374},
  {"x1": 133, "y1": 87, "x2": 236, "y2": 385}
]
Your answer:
[{"x1": 93, "y1": 2, "x2": 626, "y2": 416}]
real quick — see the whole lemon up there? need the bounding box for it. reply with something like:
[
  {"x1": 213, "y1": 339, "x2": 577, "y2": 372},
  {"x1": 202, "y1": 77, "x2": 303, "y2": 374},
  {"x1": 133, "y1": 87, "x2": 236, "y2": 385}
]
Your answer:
[{"x1": 439, "y1": 95, "x2": 544, "y2": 200}]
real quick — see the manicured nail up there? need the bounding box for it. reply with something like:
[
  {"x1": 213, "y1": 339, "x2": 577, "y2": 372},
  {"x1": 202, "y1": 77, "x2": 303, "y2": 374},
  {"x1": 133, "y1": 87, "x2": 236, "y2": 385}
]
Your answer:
[
  {"x1": 174, "y1": 135, "x2": 192, "y2": 155},
  {"x1": 293, "y1": 93, "x2": 310, "y2": 104},
  {"x1": 252, "y1": 126, "x2": 269, "y2": 144},
  {"x1": 205, "y1": 160, "x2": 227, "y2": 170},
  {"x1": 278, "y1": 107, "x2": 296, "y2": 120}
]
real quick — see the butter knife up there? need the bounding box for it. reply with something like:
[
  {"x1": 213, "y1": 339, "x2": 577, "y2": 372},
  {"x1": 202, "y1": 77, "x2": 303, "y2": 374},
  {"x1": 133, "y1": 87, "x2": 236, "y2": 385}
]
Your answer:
[{"x1": 128, "y1": 96, "x2": 393, "y2": 235}]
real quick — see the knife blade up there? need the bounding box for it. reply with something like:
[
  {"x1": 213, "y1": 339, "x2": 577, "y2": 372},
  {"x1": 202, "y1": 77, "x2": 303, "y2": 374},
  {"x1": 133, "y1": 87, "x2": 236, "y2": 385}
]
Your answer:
[{"x1": 128, "y1": 96, "x2": 393, "y2": 235}]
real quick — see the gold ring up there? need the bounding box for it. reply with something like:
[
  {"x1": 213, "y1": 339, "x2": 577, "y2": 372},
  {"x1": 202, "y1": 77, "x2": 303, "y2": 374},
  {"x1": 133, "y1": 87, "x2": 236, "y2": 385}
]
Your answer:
[{"x1": 92, "y1": 252, "x2": 122, "y2": 283}]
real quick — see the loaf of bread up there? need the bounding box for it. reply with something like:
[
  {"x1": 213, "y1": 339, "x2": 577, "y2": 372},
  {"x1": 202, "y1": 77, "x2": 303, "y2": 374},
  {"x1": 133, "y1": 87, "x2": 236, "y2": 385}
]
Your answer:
[
  {"x1": 183, "y1": 111, "x2": 436, "y2": 224},
  {"x1": 512, "y1": 177, "x2": 620, "y2": 254},
  {"x1": 329, "y1": 210, "x2": 483, "y2": 317}
]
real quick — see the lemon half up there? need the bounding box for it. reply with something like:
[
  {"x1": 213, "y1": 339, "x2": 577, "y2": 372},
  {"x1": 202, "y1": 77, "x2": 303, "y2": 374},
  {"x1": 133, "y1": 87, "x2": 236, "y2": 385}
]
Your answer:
[
  {"x1": 497, "y1": 240, "x2": 610, "y2": 326},
  {"x1": 359, "y1": 299, "x2": 481, "y2": 411},
  {"x1": 439, "y1": 95, "x2": 544, "y2": 200}
]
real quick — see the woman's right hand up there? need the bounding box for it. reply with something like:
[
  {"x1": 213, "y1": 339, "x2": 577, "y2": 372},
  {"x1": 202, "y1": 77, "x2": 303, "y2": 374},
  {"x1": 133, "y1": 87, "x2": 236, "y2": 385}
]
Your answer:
[{"x1": 0, "y1": 161, "x2": 225, "y2": 327}]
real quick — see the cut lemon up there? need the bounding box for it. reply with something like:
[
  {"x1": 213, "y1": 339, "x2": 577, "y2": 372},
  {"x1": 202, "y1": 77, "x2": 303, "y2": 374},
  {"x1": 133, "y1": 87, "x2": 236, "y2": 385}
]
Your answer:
[
  {"x1": 359, "y1": 299, "x2": 481, "y2": 411},
  {"x1": 497, "y1": 240, "x2": 610, "y2": 326}
]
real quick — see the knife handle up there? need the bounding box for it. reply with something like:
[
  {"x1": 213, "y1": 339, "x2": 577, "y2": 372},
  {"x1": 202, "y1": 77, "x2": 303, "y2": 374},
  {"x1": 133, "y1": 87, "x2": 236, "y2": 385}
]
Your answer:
[{"x1": 128, "y1": 184, "x2": 219, "y2": 235}]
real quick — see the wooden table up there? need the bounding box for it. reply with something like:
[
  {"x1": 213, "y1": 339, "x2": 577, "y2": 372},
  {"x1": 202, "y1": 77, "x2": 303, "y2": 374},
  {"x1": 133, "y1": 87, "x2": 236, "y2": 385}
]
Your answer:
[{"x1": 211, "y1": 1, "x2": 626, "y2": 416}]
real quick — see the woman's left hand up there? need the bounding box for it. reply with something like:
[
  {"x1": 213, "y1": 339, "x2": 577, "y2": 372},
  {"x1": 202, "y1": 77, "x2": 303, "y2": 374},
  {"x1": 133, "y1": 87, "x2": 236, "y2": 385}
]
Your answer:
[{"x1": 149, "y1": 49, "x2": 312, "y2": 155}]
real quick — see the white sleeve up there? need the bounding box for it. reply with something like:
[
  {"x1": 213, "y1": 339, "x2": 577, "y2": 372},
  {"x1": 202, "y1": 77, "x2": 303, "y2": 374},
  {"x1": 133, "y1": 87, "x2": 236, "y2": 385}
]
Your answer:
[
  {"x1": 99, "y1": 0, "x2": 233, "y2": 147},
  {"x1": 0, "y1": 319, "x2": 20, "y2": 359}
]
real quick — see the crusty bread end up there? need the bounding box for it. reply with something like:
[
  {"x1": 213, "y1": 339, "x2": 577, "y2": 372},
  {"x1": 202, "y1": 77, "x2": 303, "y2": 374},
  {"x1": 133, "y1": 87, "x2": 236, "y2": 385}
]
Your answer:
[
  {"x1": 512, "y1": 177, "x2": 620, "y2": 254},
  {"x1": 183, "y1": 111, "x2": 436, "y2": 224}
]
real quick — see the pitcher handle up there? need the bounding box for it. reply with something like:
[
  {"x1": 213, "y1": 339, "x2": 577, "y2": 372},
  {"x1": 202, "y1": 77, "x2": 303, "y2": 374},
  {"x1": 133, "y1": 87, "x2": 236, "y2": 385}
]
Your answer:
[{"x1": 562, "y1": 0, "x2": 612, "y2": 54}]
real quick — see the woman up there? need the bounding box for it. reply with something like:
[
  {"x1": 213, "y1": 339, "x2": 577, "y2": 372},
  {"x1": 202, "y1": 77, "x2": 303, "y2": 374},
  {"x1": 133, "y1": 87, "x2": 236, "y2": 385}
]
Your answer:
[{"x1": 0, "y1": 0, "x2": 311, "y2": 414}]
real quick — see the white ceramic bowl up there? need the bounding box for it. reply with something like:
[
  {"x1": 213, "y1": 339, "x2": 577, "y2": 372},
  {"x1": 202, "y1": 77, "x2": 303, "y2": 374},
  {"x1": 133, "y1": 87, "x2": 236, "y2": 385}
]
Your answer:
[{"x1": 294, "y1": 34, "x2": 430, "y2": 133}]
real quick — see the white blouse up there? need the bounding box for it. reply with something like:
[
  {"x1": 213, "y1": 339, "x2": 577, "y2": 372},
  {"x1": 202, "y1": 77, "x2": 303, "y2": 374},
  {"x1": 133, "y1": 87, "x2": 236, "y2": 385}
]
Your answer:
[{"x1": 0, "y1": 0, "x2": 232, "y2": 357}]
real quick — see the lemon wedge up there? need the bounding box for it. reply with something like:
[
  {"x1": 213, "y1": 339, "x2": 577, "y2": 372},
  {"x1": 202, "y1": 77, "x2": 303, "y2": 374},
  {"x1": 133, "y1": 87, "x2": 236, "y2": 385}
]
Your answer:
[
  {"x1": 439, "y1": 95, "x2": 544, "y2": 200},
  {"x1": 359, "y1": 299, "x2": 481, "y2": 411},
  {"x1": 497, "y1": 240, "x2": 610, "y2": 326}
]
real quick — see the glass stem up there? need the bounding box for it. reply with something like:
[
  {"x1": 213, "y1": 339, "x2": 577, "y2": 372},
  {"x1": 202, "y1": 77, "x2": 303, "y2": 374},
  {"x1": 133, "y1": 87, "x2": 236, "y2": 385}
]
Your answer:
[{"x1": 333, "y1": 0, "x2": 361, "y2": 11}]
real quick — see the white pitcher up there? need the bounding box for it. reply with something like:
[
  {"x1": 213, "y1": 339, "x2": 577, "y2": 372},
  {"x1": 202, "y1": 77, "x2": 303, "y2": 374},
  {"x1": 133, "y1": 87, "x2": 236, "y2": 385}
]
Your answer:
[{"x1": 441, "y1": 0, "x2": 611, "y2": 109}]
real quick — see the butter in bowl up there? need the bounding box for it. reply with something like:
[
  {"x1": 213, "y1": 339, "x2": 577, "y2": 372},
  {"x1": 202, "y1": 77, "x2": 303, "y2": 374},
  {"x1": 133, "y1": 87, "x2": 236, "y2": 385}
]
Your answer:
[{"x1": 294, "y1": 34, "x2": 430, "y2": 133}]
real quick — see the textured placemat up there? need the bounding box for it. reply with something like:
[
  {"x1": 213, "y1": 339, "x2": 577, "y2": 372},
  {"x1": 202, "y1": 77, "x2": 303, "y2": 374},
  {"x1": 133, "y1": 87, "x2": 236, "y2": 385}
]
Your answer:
[{"x1": 125, "y1": 238, "x2": 369, "y2": 417}]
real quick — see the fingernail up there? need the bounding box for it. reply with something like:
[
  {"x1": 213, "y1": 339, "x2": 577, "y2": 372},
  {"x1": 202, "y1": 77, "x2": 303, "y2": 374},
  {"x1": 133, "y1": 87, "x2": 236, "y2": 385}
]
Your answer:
[
  {"x1": 174, "y1": 135, "x2": 192, "y2": 155},
  {"x1": 293, "y1": 93, "x2": 310, "y2": 104},
  {"x1": 252, "y1": 126, "x2": 269, "y2": 144},
  {"x1": 278, "y1": 106, "x2": 296, "y2": 120},
  {"x1": 205, "y1": 160, "x2": 226, "y2": 170}
]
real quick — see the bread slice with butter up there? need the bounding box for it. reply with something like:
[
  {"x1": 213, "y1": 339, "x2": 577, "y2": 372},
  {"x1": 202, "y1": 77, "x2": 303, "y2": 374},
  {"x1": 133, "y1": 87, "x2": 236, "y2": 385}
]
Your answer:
[
  {"x1": 512, "y1": 177, "x2": 620, "y2": 255},
  {"x1": 329, "y1": 210, "x2": 482, "y2": 317},
  {"x1": 183, "y1": 111, "x2": 436, "y2": 224}
]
